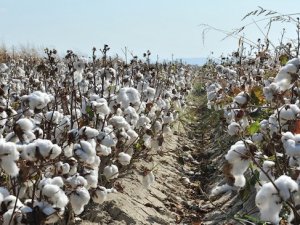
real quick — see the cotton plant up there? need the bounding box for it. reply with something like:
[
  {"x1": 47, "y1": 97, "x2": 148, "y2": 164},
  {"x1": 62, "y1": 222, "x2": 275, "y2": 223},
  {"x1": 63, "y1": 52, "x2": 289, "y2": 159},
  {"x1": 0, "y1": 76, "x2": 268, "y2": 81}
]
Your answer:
[{"x1": 0, "y1": 47, "x2": 195, "y2": 224}]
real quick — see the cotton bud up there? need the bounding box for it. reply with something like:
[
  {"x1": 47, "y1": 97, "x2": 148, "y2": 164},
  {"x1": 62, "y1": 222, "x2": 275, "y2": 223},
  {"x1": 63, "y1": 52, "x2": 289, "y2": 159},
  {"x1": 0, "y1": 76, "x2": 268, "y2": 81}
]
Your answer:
[
  {"x1": 118, "y1": 152, "x2": 131, "y2": 166},
  {"x1": 103, "y1": 164, "x2": 119, "y2": 180},
  {"x1": 142, "y1": 171, "x2": 155, "y2": 189}
]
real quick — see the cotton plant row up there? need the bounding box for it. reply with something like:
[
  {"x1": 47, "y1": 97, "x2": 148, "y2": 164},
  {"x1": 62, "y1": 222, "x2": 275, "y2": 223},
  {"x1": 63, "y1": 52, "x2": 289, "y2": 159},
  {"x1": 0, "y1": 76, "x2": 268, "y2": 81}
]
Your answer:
[
  {"x1": 0, "y1": 48, "x2": 195, "y2": 224},
  {"x1": 203, "y1": 51, "x2": 300, "y2": 224}
]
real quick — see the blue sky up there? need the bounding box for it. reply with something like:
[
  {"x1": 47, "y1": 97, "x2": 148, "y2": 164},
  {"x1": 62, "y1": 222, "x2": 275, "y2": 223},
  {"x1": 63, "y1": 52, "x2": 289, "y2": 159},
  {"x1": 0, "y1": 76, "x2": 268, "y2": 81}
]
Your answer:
[{"x1": 0, "y1": 0, "x2": 299, "y2": 60}]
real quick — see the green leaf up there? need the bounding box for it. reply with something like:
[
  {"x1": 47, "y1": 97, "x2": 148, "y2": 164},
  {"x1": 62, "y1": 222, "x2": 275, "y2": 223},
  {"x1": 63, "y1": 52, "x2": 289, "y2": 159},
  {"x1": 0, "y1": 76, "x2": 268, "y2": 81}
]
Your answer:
[
  {"x1": 247, "y1": 121, "x2": 260, "y2": 135},
  {"x1": 86, "y1": 105, "x2": 94, "y2": 118}
]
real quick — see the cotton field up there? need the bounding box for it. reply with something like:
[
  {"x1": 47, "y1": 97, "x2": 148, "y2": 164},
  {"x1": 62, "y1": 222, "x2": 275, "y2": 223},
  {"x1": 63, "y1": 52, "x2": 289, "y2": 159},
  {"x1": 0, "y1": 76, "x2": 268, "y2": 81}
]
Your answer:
[{"x1": 0, "y1": 47, "x2": 196, "y2": 224}]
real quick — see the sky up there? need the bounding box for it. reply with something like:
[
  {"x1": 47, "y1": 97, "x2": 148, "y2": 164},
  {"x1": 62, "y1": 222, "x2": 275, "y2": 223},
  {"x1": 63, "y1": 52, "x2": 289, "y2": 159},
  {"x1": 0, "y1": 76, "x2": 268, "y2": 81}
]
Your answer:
[{"x1": 0, "y1": 0, "x2": 299, "y2": 61}]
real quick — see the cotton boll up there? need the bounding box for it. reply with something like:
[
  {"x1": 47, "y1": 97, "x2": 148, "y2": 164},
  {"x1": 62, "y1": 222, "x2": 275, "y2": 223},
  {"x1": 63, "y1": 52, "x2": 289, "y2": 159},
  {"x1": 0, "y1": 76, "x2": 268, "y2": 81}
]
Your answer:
[
  {"x1": 74, "y1": 140, "x2": 96, "y2": 164},
  {"x1": 142, "y1": 171, "x2": 155, "y2": 189},
  {"x1": 45, "y1": 111, "x2": 63, "y2": 124},
  {"x1": 2, "y1": 209, "x2": 25, "y2": 225},
  {"x1": 123, "y1": 106, "x2": 139, "y2": 126},
  {"x1": 274, "y1": 175, "x2": 298, "y2": 201},
  {"x1": 143, "y1": 133, "x2": 152, "y2": 148},
  {"x1": 126, "y1": 129, "x2": 138, "y2": 145},
  {"x1": 16, "y1": 118, "x2": 34, "y2": 132},
  {"x1": 251, "y1": 133, "x2": 264, "y2": 143},
  {"x1": 66, "y1": 174, "x2": 88, "y2": 188},
  {"x1": 1, "y1": 161, "x2": 19, "y2": 177},
  {"x1": 83, "y1": 169, "x2": 98, "y2": 189},
  {"x1": 63, "y1": 144, "x2": 74, "y2": 157},
  {"x1": 162, "y1": 112, "x2": 174, "y2": 124},
  {"x1": 234, "y1": 92, "x2": 249, "y2": 106},
  {"x1": 92, "y1": 186, "x2": 107, "y2": 204},
  {"x1": 117, "y1": 87, "x2": 141, "y2": 108},
  {"x1": 97, "y1": 144, "x2": 111, "y2": 156},
  {"x1": 42, "y1": 184, "x2": 69, "y2": 209},
  {"x1": 103, "y1": 164, "x2": 119, "y2": 180},
  {"x1": 227, "y1": 122, "x2": 241, "y2": 136},
  {"x1": 74, "y1": 70, "x2": 83, "y2": 84},
  {"x1": 1, "y1": 195, "x2": 24, "y2": 211},
  {"x1": 69, "y1": 187, "x2": 90, "y2": 215},
  {"x1": 34, "y1": 139, "x2": 62, "y2": 160},
  {"x1": 153, "y1": 120, "x2": 162, "y2": 134},
  {"x1": 79, "y1": 126, "x2": 99, "y2": 139},
  {"x1": 278, "y1": 104, "x2": 299, "y2": 122},
  {"x1": 259, "y1": 160, "x2": 275, "y2": 183},
  {"x1": 256, "y1": 182, "x2": 281, "y2": 224},
  {"x1": 118, "y1": 152, "x2": 131, "y2": 166},
  {"x1": 56, "y1": 161, "x2": 70, "y2": 175},
  {"x1": 51, "y1": 177, "x2": 64, "y2": 188},
  {"x1": 24, "y1": 91, "x2": 53, "y2": 110},
  {"x1": 136, "y1": 115, "x2": 151, "y2": 129},
  {"x1": 91, "y1": 99, "x2": 110, "y2": 115},
  {"x1": 108, "y1": 116, "x2": 130, "y2": 130}
]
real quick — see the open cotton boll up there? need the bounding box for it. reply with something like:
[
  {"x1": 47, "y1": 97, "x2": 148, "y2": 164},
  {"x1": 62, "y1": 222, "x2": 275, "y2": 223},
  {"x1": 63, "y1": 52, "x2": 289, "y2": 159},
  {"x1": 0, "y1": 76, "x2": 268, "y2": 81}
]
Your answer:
[
  {"x1": 259, "y1": 160, "x2": 275, "y2": 183},
  {"x1": 74, "y1": 140, "x2": 96, "y2": 164},
  {"x1": 117, "y1": 87, "x2": 141, "y2": 108},
  {"x1": 70, "y1": 187, "x2": 90, "y2": 215},
  {"x1": 79, "y1": 126, "x2": 99, "y2": 139},
  {"x1": 256, "y1": 182, "x2": 282, "y2": 225},
  {"x1": 227, "y1": 122, "x2": 241, "y2": 136},
  {"x1": 274, "y1": 175, "x2": 298, "y2": 201},
  {"x1": 234, "y1": 92, "x2": 249, "y2": 106},
  {"x1": 45, "y1": 111, "x2": 63, "y2": 124},
  {"x1": 251, "y1": 132, "x2": 264, "y2": 143},
  {"x1": 278, "y1": 104, "x2": 300, "y2": 122},
  {"x1": 108, "y1": 116, "x2": 130, "y2": 130},
  {"x1": 142, "y1": 171, "x2": 155, "y2": 189},
  {"x1": 97, "y1": 144, "x2": 112, "y2": 156},
  {"x1": 98, "y1": 131, "x2": 116, "y2": 148},
  {"x1": 74, "y1": 70, "x2": 83, "y2": 84},
  {"x1": 126, "y1": 129, "x2": 138, "y2": 145},
  {"x1": 136, "y1": 115, "x2": 151, "y2": 129},
  {"x1": 42, "y1": 184, "x2": 69, "y2": 209},
  {"x1": 162, "y1": 112, "x2": 174, "y2": 124},
  {"x1": 34, "y1": 139, "x2": 62, "y2": 160},
  {"x1": 263, "y1": 82, "x2": 280, "y2": 102},
  {"x1": 66, "y1": 174, "x2": 88, "y2": 188},
  {"x1": 123, "y1": 106, "x2": 139, "y2": 126},
  {"x1": 23, "y1": 91, "x2": 53, "y2": 110},
  {"x1": 92, "y1": 186, "x2": 107, "y2": 204},
  {"x1": 16, "y1": 118, "x2": 34, "y2": 132},
  {"x1": 1, "y1": 195, "x2": 24, "y2": 211},
  {"x1": 143, "y1": 87, "x2": 156, "y2": 101},
  {"x1": 118, "y1": 152, "x2": 131, "y2": 166},
  {"x1": 83, "y1": 169, "x2": 98, "y2": 189},
  {"x1": 56, "y1": 161, "x2": 70, "y2": 175},
  {"x1": 103, "y1": 164, "x2": 119, "y2": 180},
  {"x1": 63, "y1": 144, "x2": 74, "y2": 157},
  {"x1": 0, "y1": 140, "x2": 19, "y2": 176},
  {"x1": 91, "y1": 99, "x2": 111, "y2": 115},
  {"x1": 2, "y1": 209, "x2": 25, "y2": 225}
]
